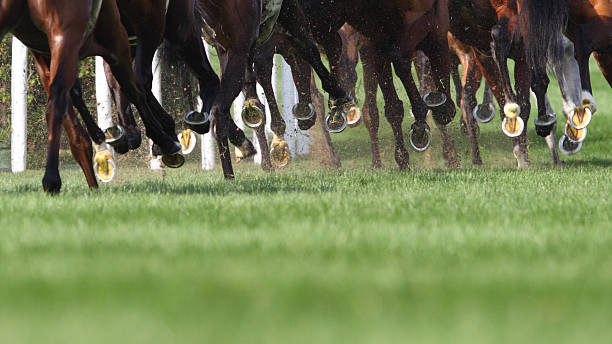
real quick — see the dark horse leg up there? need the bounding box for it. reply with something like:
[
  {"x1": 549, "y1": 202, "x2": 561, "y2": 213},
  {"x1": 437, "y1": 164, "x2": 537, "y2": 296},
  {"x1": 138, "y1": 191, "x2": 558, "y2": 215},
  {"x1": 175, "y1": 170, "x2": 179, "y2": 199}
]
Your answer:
[
  {"x1": 276, "y1": 0, "x2": 353, "y2": 122},
  {"x1": 103, "y1": 63, "x2": 142, "y2": 151},
  {"x1": 363, "y1": 40, "x2": 409, "y2": 170},
  {"x1": 69, "y1": 78, "x2": 106, "y2": 145},
  {"x1": 242, "y1": 59, "x2": 273, "y2": 170}
]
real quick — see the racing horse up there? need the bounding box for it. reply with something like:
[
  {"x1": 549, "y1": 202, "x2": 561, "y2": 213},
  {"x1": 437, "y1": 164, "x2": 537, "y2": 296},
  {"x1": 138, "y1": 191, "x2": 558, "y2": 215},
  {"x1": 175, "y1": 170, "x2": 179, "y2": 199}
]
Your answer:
[
  {"x1": 295, "y1": 0, "x2": 458, "y2": 170},
  {"x1": 564, "y1": 0, "x2": 612, "y2": 142},
  {"x1": 238, "y1": 23, "x2": 360, "y2": 170},
  {"x1": 197, "y1": 0, "x2": 356, "y2": 178},
  {"x1": 0, "y1": 0, "x2": 183, "y2": 192},
  {"x1": 446, "y1": 0, "x2": 569, "y2": 168}
]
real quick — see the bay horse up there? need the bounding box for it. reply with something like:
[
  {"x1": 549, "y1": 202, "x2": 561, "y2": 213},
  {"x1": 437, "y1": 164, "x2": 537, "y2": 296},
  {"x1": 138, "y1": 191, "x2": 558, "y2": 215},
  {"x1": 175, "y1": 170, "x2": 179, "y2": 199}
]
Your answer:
[
  {"x1": 446, "y1": 0, "x2": 569, "y2": 168},
  {"x1": 0, "y1": 0, "x2": 183, "y2": 192},
  {"x1": 566, "y1": 0, "x2": 612, "y2": 129},
  {"x1": 237, "y1": 23, "x2": 360, "y2": 170},
  {"x1": 294, "y1": 0, "x2": 457, "y2": 170},
  {"x1": 198, "y1": 0, "x2": 356, "y2": 178}
]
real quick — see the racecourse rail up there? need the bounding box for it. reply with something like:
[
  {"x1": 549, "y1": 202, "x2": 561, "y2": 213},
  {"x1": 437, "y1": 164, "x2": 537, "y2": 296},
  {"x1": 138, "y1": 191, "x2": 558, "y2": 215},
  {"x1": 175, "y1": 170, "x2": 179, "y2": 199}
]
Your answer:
[{"x1": 8, "y1": 36, "x2": 309, "y2": 174}]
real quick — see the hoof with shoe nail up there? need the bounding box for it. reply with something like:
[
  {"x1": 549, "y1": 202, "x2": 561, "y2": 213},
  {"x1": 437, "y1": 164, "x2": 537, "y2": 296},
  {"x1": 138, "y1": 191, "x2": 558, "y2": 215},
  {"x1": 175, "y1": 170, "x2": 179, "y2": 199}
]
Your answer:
[
  {"x1": 184, "y1": 111, "x2": 210, "y2": 134},
  {"x1": 178, "y1": 129, "x2": 197, "y2": 155},
  {"x1": 93, "y1": 144, "x2": 116, "y2": 183},
  {"x1": 242, "y1": 99, "x2": 264, "y2": 128}
]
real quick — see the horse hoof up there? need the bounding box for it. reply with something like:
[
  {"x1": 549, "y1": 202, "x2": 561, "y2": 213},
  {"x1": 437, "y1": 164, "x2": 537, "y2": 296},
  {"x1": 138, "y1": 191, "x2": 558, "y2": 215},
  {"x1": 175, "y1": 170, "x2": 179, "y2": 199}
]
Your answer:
[
  {"x1": 513, "y1": 145, "x2": 529, "y2": 169},
  {"x1": 534, "y1": 113, "x2": 557, "y2": 137},
  {"x1": 298, "y1": 118, "x2": 316, "y2": 131},
  {"x1": 501, "y1": 108, "x2": 524, "y2": 138},
  {"x1": 564, "y1": 121, "x2": 587, "y2": 143},
  {"x1": 473, "y1": 103, "x2": 496, "y2": 123},
  {"x1": 93, "y1": 148, "x2": 116, "y2": 183},
  {"x1": 42, "y1": 175, "x2": 62, "y2": 194},
  {"x1": 569, "y1": 106, "x2": 592, "y2": 130},
  {"x1": 292, "y1": 103, "x2": 315, "y2": 121},
  {"x1": 409, "y1": 123, "x2": 432, "y2": 152},
  {"x1": 161, "y1": 153, "x2": 185, "y2": 168},
  {"x1": 235, "y1": 139, "x2": 257, "y2": 163},
  {"x1": 558, "y1": 135, "x2": 582, "y2": 155},
  {"x1": 178, "y1": 129, "x2": 197, "y2": 155},
  {"x1": 242, "y1": 99, "x2": 264, "y2": 128},
  {"x1": 346, "y1": 105, "x2": 362, "y2": 128},
  {"x1": 423, "y1": 91, "x2": 447, "y2": 108},
  {"x1": 325, "y1": 112, "x2": 348, "y2": 133},
  {"x1": 184, "y1": 111, "x2": 210, "y2": 134},
  {"x1": 270, "y1": 140, "x2": 291, "y2": 168},
  {"x1": 104, "y1": 125, "x2": 129, "y2": 154}
]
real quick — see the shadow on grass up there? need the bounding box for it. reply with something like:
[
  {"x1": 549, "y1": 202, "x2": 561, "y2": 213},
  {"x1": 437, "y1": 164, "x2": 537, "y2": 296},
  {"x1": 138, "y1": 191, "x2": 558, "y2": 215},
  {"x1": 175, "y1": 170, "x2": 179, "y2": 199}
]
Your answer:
[{"x1": 562, "y1": 158, "x2": 612, "y2": 168}]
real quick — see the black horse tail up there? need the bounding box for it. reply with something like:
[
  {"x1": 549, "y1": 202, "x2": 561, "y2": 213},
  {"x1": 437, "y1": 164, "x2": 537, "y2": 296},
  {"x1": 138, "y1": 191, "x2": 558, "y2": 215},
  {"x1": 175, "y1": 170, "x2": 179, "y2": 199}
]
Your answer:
[{"x1": 520, "y1": 0, "x2": 569, "y2": 69}]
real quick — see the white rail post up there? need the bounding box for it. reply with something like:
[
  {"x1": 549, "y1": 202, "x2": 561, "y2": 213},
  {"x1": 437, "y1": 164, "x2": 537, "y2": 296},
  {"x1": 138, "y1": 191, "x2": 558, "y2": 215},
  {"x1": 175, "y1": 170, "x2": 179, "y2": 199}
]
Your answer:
[
  {"x1": 95, "y1": 57, "x2": 113, "y2": 130},
  {"x1": 201, "y1": 43, "x2": 216, "y2": 170},
  {"x1": 253, "y1": 83, "x2": 272, "y2": 165},
  {"x1": 276, "y1": 56, "x2": 299, "y2": 156},
  {"x1": 11, "y1": 37, "x2": 28, "y2": 173},
  {"x1": 150, "y1": 49, "x2": 163, "y2": 169}
]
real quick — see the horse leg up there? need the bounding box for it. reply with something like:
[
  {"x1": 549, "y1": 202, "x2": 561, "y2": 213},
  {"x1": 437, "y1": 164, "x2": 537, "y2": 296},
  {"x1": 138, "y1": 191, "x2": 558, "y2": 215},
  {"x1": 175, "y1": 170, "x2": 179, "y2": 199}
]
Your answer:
[
  {"x1": 164, "y1": 1, "x2": 220, "y2": 117},
  {"x1": 491, "y1": 20, "x2": 521, "y2": 123},
  {"x1": 377, "y1": 55, "x2": 409, "y2": 170},
  {"x1": 34, "y1": 33, "x2": 82, "y2": 192},
  {"x1": 69, "y1": 78, "x2": 106, "y2": 145},
  {"x1": 419, "y1": 32, "x2": 460, "y2": 168},
  {"x1": 243, "y1": 61, "x2": 273, "y2": 171},
  {"x1": 283, "y1": 51, "x2": 316, "y2": 131},
  {"x1": 277, "y1": 0, "x2": 349, "y2": 104},
  {"x1": 63, "y1": 106, "x2": 98, "y2": 188},
  {"x1": 513, "y1": 54, "x2": 531, "y2": 169},
  {"x1": 254, "y1": 46, "x2": 286, "y2": 137},
  {"x1": 359, "y1": 41, "x2": 383, "y2": 169},
  {"x1": 103, "y1": 62, "x2": 141, "y2": 151},
  {"x1": 389, "y1": 46, "x2": 428, "y2": 158},
  {"x1": 459, "y1": 52, "x2": 484, "y2": 165},
  {"x1": 212, "y1": 51, "x2": 257, "y2": 179},
  {"x1": 91, "y1": 1, "x2": 180, "y2": 156}
]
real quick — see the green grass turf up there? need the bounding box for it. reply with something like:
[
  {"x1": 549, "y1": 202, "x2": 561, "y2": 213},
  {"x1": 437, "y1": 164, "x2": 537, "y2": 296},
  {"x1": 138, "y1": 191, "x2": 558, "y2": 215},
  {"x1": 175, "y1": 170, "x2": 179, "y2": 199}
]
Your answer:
[{"x1": 0, "y1": 59, "x2": 611, "y2": 343}]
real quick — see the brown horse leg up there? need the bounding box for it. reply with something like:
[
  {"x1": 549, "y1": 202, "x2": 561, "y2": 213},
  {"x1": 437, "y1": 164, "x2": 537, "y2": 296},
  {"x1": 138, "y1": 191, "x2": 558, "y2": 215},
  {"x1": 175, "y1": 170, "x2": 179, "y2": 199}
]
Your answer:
[
  {"x1": 33, "y1": 32, "x2": 82, "y2": 192},
  {"x1": 103, "y1": 63, "x2": 141, "y2": 151},
  {"x1": 359, "y1": 41, "x2": 383, "y2": 169},
  {"x1": 513, "y1": 54, "x2": 532, "y2": 169},
  {"x1": 459, "y1": 53, "x2": 483, "y2": 165},
  {"x1": 37, "y1": 54, "x2": 97, "y2": 188},
  {"x1": 420, "y1": 36, "x2": 460, "y2": 168},
  {"x1": 491, "y1": 20, "x2": 521, "y2": 118},
  {"x1": 63, "y1": 106, "x2": 97, "y2": 189}
]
